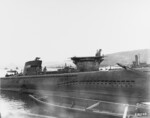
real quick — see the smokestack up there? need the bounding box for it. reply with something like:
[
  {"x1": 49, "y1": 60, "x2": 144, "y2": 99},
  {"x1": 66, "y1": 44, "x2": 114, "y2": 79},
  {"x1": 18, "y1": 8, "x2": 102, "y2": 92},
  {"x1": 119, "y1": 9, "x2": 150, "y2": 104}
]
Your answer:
[{"x1": 135, "y1": 55, "x2": 139, "y2": 66}]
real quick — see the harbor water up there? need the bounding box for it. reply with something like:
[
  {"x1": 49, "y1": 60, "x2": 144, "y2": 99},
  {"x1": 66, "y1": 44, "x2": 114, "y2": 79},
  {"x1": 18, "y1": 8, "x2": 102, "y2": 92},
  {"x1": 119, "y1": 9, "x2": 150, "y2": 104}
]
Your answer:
[
  {"x1": 0, "y1": 91, "x2": 125, "y2": 118},
  {"x1": 0, "y1": 91, "x2": 56, "y2": 118}
]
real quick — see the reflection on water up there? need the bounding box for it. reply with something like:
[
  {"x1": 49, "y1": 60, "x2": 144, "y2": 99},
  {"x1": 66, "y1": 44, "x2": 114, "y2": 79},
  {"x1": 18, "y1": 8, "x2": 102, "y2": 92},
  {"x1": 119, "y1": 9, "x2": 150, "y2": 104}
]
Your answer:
[
  {"x1": 0, "y1": 91, "x2": 123, "y2": 118},
  {"x1": 0, "y1": 91, "x2": 55, "y2": 118},
  {"x1": 0, "y1": 91, "x2": 24, "y2": 117}
]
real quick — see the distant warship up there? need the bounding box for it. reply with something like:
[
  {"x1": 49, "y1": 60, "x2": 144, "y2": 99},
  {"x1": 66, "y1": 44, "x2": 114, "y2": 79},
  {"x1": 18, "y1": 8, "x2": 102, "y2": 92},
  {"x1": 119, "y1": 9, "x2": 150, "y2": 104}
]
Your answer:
[
  {"x1": 0, "y1": 49, "x2": 150, "y2": 106},
  {"x1": 130, "y1": 54, "x2": 150, "y2": 72}
]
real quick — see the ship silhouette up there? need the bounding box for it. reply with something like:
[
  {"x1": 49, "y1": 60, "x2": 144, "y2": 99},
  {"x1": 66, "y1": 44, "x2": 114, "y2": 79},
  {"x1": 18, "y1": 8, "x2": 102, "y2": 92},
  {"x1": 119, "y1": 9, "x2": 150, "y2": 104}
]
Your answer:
[{"x1": 0, "y1": 49, "x2": 150, "y2": 117}]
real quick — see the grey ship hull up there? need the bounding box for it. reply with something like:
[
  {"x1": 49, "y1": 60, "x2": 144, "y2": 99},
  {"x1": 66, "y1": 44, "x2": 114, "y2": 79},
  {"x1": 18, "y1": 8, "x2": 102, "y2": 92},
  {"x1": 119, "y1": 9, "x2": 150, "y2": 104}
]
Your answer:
[{"x1": 1, "y1": 69, "x2": 150, "y2": 105}]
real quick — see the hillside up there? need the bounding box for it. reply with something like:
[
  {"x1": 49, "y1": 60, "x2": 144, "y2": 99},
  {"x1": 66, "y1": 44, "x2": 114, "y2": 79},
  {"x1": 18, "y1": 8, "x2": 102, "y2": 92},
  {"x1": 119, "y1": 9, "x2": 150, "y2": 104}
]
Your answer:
[
  {"x1": 44, "y1": 49, "x2": 150, "y2": 68},
  {"x1": 1, "y1": 49, "x2": 149, "y2": 72},
  {"x1": 101, "y1": 49, "x2": 150, "y2": 66}
]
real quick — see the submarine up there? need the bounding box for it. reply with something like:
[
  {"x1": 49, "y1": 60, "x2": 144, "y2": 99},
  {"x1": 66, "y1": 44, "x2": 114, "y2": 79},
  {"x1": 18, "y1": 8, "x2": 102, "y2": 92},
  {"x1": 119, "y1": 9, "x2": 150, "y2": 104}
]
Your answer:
[{"x1": 0, "y1": 49, "x2": 150, "y2": 106}]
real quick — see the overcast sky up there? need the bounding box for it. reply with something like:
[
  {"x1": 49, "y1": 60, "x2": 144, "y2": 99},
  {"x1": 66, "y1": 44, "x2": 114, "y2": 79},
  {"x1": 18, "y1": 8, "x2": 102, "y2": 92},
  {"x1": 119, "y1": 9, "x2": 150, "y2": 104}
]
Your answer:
[{"x1": 0, "y1": 0, "x2": 150, "y2": 67}]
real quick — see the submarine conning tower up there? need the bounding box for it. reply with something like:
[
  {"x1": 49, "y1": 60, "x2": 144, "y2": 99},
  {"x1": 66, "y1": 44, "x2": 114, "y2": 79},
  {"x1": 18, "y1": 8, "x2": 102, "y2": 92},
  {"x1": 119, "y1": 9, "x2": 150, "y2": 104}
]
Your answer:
[
  {"x1": 23, "y1": 57, "x2": 42, "y2": 75},
  {"x1": 71, "y1": 49, "x2": 104, "y2": 72}
]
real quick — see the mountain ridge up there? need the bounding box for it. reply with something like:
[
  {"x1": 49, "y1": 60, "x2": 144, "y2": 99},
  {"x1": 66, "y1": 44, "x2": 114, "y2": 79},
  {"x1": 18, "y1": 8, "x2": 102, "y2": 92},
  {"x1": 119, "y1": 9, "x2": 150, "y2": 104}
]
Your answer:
[
  {"x1": 45, "y1": 49, "x2": 150, "y2": 67},
  {"x1": 2, "y1": 49, "x2": 150, "y2": 69},
  {"x1": 101, "y1": 49, "x2": 150, "y2": 66}
]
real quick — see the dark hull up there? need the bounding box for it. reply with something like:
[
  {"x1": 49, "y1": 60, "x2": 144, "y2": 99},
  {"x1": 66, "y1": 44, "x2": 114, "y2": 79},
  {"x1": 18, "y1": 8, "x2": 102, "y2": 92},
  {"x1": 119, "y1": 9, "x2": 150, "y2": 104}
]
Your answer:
[{"x1": 1, "y1": 69, "x2": 150, "y2": 105}]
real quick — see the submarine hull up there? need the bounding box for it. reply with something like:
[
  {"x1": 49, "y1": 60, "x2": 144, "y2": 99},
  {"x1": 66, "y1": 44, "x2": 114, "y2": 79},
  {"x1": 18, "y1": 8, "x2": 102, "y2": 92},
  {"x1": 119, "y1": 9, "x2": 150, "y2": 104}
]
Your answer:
[{"x1": 1, "y1": 69, "x2": 150, "y2": 105}]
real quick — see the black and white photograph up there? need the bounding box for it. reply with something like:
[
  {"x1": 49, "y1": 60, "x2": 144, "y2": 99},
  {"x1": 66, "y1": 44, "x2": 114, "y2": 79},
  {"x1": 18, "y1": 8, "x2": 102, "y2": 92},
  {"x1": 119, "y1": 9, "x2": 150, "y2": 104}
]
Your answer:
[{"x1": 0, "y1": 0, "x2": 150, "y2": 118}]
